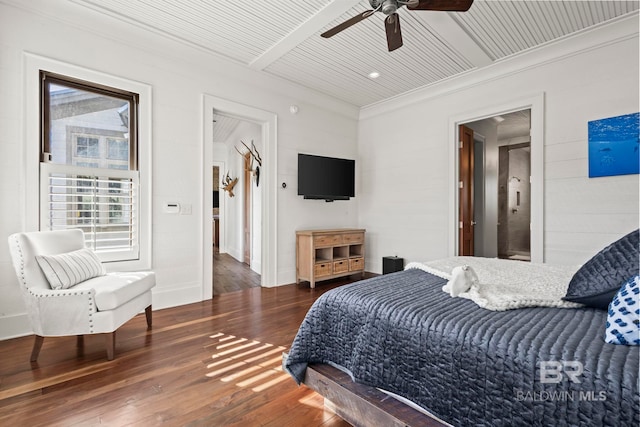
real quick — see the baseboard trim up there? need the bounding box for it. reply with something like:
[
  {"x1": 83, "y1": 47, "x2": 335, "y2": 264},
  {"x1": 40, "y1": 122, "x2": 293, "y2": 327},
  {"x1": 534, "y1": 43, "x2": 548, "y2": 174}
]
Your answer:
[
  {"x1": 152, "y1": 282, "x2": 205, "y2": 309},
  {"x1": 0, "y1": 313, "x2": 32, "y2": 340}
]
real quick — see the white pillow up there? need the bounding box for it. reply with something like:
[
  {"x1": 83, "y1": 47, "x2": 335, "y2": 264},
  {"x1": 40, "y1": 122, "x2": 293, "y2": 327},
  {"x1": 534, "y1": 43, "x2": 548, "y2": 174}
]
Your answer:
[{"x1": 36, "y1": 248, "x2": 106, "y2": 290}]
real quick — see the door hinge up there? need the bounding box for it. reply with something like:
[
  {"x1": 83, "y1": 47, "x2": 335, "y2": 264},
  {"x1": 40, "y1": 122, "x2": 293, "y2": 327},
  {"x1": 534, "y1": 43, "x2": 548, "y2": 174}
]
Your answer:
[
  {"x1": 459, "y1": 141, "x2": 463, "y2": 149},
  {"x1": 459, "y1": 181, "x2": 463, "y2": 189},
  {"x1": 459, "y1": 221, "x2": 463, "y2": 229}
]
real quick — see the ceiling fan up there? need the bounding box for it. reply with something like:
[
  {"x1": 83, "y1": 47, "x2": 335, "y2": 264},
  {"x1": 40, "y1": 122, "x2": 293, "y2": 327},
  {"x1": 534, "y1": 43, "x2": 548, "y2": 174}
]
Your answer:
[{"x1": 321, "y1": 0, "x2": 474, "y2": 52}]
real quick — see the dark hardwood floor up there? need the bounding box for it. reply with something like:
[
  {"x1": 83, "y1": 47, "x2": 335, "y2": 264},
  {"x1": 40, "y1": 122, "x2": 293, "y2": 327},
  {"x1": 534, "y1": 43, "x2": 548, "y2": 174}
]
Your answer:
[
  {"x1": 0, "y1": 268, "x2": 375, "y2": 426},
  {"x1": 213, "y1": 250, "x2": 261, "y2": 295}
]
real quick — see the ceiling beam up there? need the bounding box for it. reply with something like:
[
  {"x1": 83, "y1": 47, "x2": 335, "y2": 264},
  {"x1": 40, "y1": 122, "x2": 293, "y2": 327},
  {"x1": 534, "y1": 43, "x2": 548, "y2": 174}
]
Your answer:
[
  {"x1": 424, "y1": 12, "x2": 492, "y2": 68},
  {"x1": 249, "y1": 0, "x2": 361, "y2": 70}
]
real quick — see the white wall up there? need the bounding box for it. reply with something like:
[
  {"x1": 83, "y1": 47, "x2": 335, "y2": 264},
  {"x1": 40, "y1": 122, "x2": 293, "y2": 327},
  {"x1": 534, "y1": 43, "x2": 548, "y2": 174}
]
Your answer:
[
  {"x1": 359, "y1": 15, "x2": 639, "y2": 272},
  {"x1": 0, "y1": 0, "x2": 359, "y2": 339},
  {"x1": 277, "y1": 110, "x2": 359, "y2": 282}
]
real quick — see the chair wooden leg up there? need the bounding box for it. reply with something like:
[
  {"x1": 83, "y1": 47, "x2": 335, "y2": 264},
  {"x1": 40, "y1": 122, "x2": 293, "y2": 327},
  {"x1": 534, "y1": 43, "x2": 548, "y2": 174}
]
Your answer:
[
  {"x1": 76, "y1": 335, "x2": 85, "y2": 357},
  {"x1": 145, "y1": 305, "x2": 152, "y2": 329},
  {"x1": 30, "y1": 335, "x2": 44, "y2": 363},
  {"x1": 105, "y1": 331, "x2": 116, "y2": 361}
]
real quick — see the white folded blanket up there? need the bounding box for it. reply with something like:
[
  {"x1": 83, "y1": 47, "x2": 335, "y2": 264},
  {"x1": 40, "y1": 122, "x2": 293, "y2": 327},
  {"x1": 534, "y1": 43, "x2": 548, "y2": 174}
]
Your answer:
[{"x1": 406, "y1": 257, "x2": 583, "y2": 311}]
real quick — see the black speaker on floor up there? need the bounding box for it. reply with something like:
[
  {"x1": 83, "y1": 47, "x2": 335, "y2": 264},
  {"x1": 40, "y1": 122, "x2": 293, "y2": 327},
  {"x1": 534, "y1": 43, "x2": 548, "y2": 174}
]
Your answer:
[{"x1": 382, "y1": 256, "x2": 404, "y2": 274}]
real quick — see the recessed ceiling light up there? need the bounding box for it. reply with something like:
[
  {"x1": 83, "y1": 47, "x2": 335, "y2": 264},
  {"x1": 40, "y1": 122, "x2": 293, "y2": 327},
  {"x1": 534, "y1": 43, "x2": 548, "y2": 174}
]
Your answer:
[{"x1": 368, "y1": 71, "x2": 380, "y2": 79}]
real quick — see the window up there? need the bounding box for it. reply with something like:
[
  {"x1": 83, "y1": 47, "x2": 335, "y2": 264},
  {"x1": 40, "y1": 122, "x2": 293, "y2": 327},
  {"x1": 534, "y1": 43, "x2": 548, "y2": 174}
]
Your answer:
[
  {"x1": 40, "y1": 71, "x2": 140, "y2": 262},
  {"x1": 108, "y1": 138, "x2": 129, "y2": 161},
  {"x1": 71, "y1": 134, "x2": 129, "y2": 169},
  {"x1": 76, "y1": 136, "x2": 100, "y2": 158}
]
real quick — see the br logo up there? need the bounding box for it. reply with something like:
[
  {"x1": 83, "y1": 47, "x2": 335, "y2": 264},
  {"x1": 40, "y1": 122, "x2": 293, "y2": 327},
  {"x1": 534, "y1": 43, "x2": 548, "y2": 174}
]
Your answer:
[{"x1": 538, "y1": 361, "x2": 583, "y2": 384}]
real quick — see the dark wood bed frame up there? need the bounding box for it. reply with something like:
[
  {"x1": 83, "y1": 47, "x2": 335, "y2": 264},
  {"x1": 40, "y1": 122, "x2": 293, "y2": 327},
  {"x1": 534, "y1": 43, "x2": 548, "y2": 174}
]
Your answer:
[{"x1": 303, "y1": 364, "x2": 448, "y2": 427}]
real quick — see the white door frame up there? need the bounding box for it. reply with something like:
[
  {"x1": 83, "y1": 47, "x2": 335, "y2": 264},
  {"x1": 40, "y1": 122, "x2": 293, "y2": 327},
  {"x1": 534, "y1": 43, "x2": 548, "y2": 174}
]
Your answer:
[
  {"x1": 448, "y1": 93, "x2": 545, "y2": 263},
  {"x1": 202, "y1": 94, "x2": 278, "y2": 300}
]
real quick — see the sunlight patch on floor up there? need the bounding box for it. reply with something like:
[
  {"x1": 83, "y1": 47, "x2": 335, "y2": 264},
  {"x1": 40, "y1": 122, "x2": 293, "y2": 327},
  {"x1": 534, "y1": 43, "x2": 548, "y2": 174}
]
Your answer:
[
  {"x1": 205, "y1": 332, "x2": 290, "y2": 393},
  {"x1": 298, "y1": 393, "x2": 325, "y2": 410},
  {"x1": 216, "y1": 337, "x2": 248, "y2": 349}
]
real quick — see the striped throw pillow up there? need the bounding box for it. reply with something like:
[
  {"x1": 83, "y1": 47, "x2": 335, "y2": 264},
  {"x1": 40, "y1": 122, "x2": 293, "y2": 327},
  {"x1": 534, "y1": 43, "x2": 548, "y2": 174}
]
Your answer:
[{"x1": 36, "y1": 248, "x2": 106, "y2": 290}]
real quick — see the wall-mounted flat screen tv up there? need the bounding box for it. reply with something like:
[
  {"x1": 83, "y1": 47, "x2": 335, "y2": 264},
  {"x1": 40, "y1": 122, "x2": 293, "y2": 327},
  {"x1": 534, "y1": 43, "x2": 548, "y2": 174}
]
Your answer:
[{"x1": 298, "y1": 153, "x2": 355, "y2": 201}]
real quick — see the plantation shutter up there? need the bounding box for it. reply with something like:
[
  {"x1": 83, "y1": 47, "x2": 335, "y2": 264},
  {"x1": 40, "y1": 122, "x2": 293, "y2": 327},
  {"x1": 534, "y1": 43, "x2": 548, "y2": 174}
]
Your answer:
[{"x1": 40, "y1": 163, "x2": 139, "y2": 262}]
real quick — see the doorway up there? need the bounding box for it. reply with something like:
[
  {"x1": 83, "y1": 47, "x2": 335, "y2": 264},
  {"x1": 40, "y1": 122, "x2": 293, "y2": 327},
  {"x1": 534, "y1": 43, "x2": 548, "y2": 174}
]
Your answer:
[
  {"x1": 458, "y1": 109, "x2": 532, "y2": 260},
  {"x1": 498, "y1": 142, "x2": 531, "y2": 261},
  {"x1": 202, "y1": 94, "x2": 278, "y2": 301},
  {"x1": 213, "y1": 158, "x2": 260, "y2": 295},
  {"x1": 211, "y1": 114, "x2": 262, "y2": 295}
]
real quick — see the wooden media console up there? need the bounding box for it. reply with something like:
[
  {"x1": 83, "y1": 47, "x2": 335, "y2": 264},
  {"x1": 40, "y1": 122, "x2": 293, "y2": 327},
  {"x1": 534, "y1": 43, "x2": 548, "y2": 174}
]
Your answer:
[{"x1": 296, "y1": 228, "x2": 366, "y2": 288}]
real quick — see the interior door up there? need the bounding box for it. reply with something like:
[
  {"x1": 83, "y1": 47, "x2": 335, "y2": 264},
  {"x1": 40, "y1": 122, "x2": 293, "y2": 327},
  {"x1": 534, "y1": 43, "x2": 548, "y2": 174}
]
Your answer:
[
  {"x1": 243, "y1": 153, "x2": 251, "y2": 265},
  {"x1": 458, "y1": 125, "x2": 474, "y2": 256}
]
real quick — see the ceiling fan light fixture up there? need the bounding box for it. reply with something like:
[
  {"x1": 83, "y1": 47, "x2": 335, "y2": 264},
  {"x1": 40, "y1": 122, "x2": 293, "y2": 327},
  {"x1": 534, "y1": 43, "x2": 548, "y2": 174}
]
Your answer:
[
  {"x1": 323, "y1": 0, "x2": 474, "y2": 52},
  {"x1": 368, "y1": 71, "x2": 381, "y2": 79},
  {"x1": 380, "y1": 0, "x2": 398, "y2": 15}
]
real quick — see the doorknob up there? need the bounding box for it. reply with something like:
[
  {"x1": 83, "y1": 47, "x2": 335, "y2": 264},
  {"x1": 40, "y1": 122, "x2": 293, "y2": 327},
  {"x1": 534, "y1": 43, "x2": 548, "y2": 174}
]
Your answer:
[{"x1": 471, "y1": 221, "x2": 477, "y2": 225}]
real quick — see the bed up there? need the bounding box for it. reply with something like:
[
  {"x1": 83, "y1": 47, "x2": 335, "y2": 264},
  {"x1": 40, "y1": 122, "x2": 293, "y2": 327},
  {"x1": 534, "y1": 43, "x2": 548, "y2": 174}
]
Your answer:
[{"x1": 283, "y1": 231, "x2": 639, "y2": 426}]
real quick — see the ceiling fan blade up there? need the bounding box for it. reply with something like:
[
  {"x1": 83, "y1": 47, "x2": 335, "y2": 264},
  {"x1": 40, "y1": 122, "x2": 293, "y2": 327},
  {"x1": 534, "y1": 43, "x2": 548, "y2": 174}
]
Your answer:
[
  {"x1": 385, "y1": 13, "x2": 403, "y2": 52},
  {"x1": 407, "y1": 0, "x2": 474, "y2": 12},
  {"x1": 321, "y1": 11, "x2": 372, "y2": 38}
]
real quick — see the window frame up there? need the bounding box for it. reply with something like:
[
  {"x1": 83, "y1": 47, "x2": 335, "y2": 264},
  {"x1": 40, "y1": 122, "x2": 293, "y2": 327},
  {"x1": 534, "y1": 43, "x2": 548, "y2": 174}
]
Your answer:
[
  {"x1": 40, "y1": 71, "x2": 138, "y2": 170},
  {"x1": 40, "y1": 71, "x2": 140, "y2": 263},
  {"x1": 26, "y1": 55, "x2": 152, "y2": 272}
]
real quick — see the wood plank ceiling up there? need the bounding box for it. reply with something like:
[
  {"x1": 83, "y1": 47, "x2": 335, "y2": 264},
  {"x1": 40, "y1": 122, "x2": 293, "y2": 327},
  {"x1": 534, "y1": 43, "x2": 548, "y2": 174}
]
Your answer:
[
  {"x1": 211, "y1": 113, "x2": 242, "y2": 143},
  {"x1": 74, "y1": 0, "x2": 638, "y2": 108}
]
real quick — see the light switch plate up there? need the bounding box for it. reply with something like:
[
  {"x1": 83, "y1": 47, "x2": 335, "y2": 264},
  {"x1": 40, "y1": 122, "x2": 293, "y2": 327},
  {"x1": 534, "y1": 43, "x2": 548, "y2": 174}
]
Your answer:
[{"x1": 181, "y1": 204, "x2": 192, "y2": 215}]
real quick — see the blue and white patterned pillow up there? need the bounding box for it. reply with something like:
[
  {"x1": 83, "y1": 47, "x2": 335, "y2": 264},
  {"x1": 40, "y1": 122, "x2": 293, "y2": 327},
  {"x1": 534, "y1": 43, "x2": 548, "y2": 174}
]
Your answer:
[{"x1": 605, "y1": 275, "x2": 640, "y2": 346}]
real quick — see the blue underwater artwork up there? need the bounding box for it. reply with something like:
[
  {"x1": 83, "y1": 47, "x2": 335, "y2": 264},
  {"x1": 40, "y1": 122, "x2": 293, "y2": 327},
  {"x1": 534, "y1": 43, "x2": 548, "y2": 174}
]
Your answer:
[{"x1": 588, "y1": 112, "x2": 640, "y2": 178}]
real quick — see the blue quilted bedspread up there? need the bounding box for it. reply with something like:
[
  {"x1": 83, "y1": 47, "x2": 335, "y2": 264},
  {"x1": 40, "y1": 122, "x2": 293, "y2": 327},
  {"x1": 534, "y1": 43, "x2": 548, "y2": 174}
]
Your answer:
[{"x1": 284, "y1": 269, "x2": 639, "y2": 426}]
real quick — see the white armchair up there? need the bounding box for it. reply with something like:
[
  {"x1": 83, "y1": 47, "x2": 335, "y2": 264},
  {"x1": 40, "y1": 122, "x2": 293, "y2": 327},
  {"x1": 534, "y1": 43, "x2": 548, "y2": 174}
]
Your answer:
[{"x1": 8, "y1": 229, "x2": 155, "y2": 362}]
